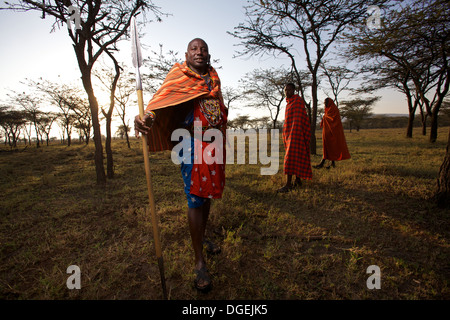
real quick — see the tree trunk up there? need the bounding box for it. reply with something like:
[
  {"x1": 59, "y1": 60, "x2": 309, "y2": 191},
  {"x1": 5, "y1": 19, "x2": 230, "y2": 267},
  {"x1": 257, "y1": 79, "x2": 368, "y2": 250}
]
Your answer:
[
  {"x1": 102, "y1": 53, "x2": 121, "y2": 179},
  {"x1": 406, "y1": 113, "x2": 414, "y2": 138},
  {"x1": 429, "y1": 109, "x2": 438, "y2": 143},
  {"x1": 34, "y1": 120, "x2": 40, "y2": 148},
  {"x1": 419, "y1": 103, "x2": 427, "y2": 136},
  {"x1": 105, "y1": 116, "x2": 114, "y2": 179},
  {"x1": 81, "y1": 73, "x2": 106, "y2": 184},
  {"x1": 406, "y1": 97, "x2": 417, "y2": 138},
  {"x1": 85, "y1": 121, "x2": 91, "y2": 145},
  {"x1": 436, "y1": 128, "x2": 450, "y2": 208},
  {"x1": 403, "y1": 74, "x2": 414, "y2": 138},
  {"x1": 125, "y1": 129, "x2": 131, "y2": 149},
  {"x1": 310, "y1": 78, "x2": 318, "y2": 155},
  {"x1": 273, "y1": 98, "x2": 282, "y2": 130},
  {"x1": 66, "y1": 125, "x2": 71, "y2": 147}
]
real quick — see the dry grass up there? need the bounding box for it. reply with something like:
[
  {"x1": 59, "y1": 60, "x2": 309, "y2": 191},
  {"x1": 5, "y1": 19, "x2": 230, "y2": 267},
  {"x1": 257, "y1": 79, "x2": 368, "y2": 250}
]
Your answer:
[{"x1": 0, "y1": 127, "x2": 449, "y2": 300}]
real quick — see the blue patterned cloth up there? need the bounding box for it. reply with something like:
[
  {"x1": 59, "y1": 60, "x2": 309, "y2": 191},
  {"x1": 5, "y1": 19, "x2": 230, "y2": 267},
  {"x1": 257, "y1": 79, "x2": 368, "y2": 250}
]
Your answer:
[{"x1": 179, "y1": 136, "x2": 207, "y2": 208}]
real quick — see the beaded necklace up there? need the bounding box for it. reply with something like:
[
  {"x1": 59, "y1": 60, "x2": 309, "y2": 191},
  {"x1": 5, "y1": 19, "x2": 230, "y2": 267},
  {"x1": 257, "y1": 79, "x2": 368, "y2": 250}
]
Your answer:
[
  {"x1": 199, "y1": 98, "x2": 221, "y2": 126},
  {"x1": 186, "y1": 66, "x2": 221, "y2": 126}
]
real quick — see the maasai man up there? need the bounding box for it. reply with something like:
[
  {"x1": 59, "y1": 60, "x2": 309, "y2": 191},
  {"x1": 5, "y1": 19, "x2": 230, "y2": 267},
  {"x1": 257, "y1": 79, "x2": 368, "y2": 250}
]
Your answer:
[
  {"x1": 278, "y1": 83, "x2": 312, "y2": 193},
  {"x1": 134, "y1": 38, "x2": 227, "y2": 292},
  {"x1": 313, "y1": 98, "x2": 350, "y2": 169}
]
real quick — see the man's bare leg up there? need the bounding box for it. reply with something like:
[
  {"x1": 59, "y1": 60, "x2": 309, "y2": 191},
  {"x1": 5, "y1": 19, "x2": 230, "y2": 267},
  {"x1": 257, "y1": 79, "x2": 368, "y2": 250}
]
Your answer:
[{"x1": 188, "y1": 200, "x2": 211, "y2": 290}]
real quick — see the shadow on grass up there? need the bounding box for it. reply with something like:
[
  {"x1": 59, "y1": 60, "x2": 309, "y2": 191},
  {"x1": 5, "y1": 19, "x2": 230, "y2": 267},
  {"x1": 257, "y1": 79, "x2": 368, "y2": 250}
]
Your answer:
[
  {"x1": 206, "y1": 168, "x2": 450, "y2": 299},
  {"x1": 1, "y1": 137, "x2": 448, "y2": 300}
]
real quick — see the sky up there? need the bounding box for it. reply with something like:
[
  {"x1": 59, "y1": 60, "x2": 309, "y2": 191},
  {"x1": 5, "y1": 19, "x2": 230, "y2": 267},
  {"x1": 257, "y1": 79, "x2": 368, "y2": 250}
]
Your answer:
[{"x1": 0, "y1": 0, "x2": 407, "y2": 137}]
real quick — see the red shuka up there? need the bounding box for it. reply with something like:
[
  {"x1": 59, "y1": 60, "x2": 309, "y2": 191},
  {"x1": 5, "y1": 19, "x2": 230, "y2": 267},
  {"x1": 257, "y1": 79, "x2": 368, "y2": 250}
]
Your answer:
[
  {"x1": 283, "y1": 94, "x2": 312, "y2": 180},
  {"x1": 320, "y1": 98, "x2": 350, "y2": 161},
  {"x1": 144, "y1": 61, "x2": 227, "y2": 200},
  {"x1": 144, "y1": 61, "x2": 225, "y2": 152}
]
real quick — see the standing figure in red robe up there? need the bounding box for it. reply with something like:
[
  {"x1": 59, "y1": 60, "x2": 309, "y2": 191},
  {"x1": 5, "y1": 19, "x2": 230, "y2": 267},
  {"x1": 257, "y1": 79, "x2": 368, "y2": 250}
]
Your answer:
[
  {"x1": 314, "y1": 98, "x2": 350, "y2": 169},
  {"x1": 278, "y1": 83, "x2": 312, "y2": 193},
  {"x1": 134, "y1": 38, "x2": 226, "y2": 292}
]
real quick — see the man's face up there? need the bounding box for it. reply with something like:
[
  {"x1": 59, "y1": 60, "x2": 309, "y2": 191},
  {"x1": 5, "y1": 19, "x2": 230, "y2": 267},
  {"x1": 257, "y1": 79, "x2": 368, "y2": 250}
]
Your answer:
[
  {"x1": 185, "y1": 39, "x2": 209, "y2": 73},
  {"x1": 284, "y1": 85, "x2": 294, "y2": 99}
]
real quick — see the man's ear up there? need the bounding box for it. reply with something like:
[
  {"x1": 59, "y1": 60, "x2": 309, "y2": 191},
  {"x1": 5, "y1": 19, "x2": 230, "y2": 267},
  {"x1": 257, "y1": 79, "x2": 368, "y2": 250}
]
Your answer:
[{"x1": 208, "y1": 54, "x2": 211, "y2": 64}]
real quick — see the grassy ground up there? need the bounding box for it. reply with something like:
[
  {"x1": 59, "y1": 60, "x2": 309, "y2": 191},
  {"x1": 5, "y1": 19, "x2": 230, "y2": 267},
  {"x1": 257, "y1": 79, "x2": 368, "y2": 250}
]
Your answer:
[{"x1": 0, "y1": 127, "x2": 449, "y2": 300}]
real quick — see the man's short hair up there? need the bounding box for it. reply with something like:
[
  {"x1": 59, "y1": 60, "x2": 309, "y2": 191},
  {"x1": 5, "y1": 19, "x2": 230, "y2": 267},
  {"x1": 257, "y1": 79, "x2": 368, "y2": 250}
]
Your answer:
[
  {"x1": 187, "y1": 38, "x2": 208, "y2": 51},
  {"x1": 286, "y1": 83, "x2": 296, "y2": 91}
]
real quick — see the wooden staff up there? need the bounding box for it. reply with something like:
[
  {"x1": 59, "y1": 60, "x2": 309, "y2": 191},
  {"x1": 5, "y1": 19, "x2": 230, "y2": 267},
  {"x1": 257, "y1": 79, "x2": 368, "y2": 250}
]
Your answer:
[{"x1": 130, "y1": 16, "x2": 167, "y2": 300}]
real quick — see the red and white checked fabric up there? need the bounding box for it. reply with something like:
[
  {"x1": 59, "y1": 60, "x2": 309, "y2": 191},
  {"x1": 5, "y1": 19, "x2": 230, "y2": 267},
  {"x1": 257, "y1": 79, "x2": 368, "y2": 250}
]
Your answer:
[{"x1": 282, "y1": 95, "x2": 313, "y2": 180}]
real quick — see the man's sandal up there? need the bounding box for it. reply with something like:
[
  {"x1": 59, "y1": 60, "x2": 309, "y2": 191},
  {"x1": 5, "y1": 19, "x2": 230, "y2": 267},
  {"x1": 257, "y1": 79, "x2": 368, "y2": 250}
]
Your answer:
[
  {"x1": 203, "y1": 239, "x2": 221, "y2": 255},
  {"x1": 194, "y1": 266, "x2": 212, "y2": 292},
  {"x1": 277, "y1": 185, "x2": 292, "y2": 193},
  {"x1": 293, "y1": 179, "x2": 302, "y2": 188}
]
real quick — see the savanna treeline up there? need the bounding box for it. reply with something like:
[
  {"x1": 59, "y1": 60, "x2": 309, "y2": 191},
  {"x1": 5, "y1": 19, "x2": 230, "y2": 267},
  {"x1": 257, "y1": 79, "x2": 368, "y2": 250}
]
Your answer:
[{"x1": 1, "y1": 0, "x2": 449, "y2": 204}]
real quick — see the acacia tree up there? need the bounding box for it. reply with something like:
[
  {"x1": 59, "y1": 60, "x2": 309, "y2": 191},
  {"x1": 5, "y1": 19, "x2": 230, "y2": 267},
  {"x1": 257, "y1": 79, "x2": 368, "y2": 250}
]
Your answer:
[
  {"x1": 142, "y1": 44, "x2": 181, "y2": 93},
  {"x1": 95, "y1": 57, "x2": 121, "y2": 178},
  {"x1": 0, "y1": 109, "x2": 27, "y2": 148},
  {"x1": 346, "y1": 0, "x2": 450, "y2": 143},
  {"x1": 4, "y1": 0, "x2": 164, "y2": 183},
  {"x1": 71, "y1": 95, "x2": 91, "y2": 144},
  {"x1": 22, "y1": 116, "x2": 33, "y2": 146},
  {"x1": 229, "y1": 0, "x2": 384, "y2": 153},
  {"x1": 115, "y1": 124, "x2": 130, "y2": 140},
  {"x1": 231, "y1": 115, "x2": 251, "y2": 129},
  {"x1": 37, "y1": 112, "x2": 58, "y2": 146},
  {"x1": 436, "y1": 100, "x2": 450, "y2": 207},
  {"x1": 320, "y1": 63, "x2": 352, "y2": 108},
  {"x1": 10, "y1": 91, "x2": 43, "y2": 148},
  {"x1": 112, "y1": 69, "x2": 135, "y2": 149},
  {"x1": 240, "y1": 67, "x2": 293, "y2": 129},
  {"x1": 0, "y1": 106, "x2": 7, "y2": 145},
  {"x1": 28, "y1": 79, "x2": 84, "y2": 146},
  {"x1": 222, "y1": 86, "x2": 242, "y2": 112},
  {"x1": 356, "y1": 61, "x2": 430, "y2": 139},
  {"x1": 436, "y1": 127, "x2": 450, "y2": 208},
  {"x1": 340, "y1": 97, "x2": 378, "y2": 132}
]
